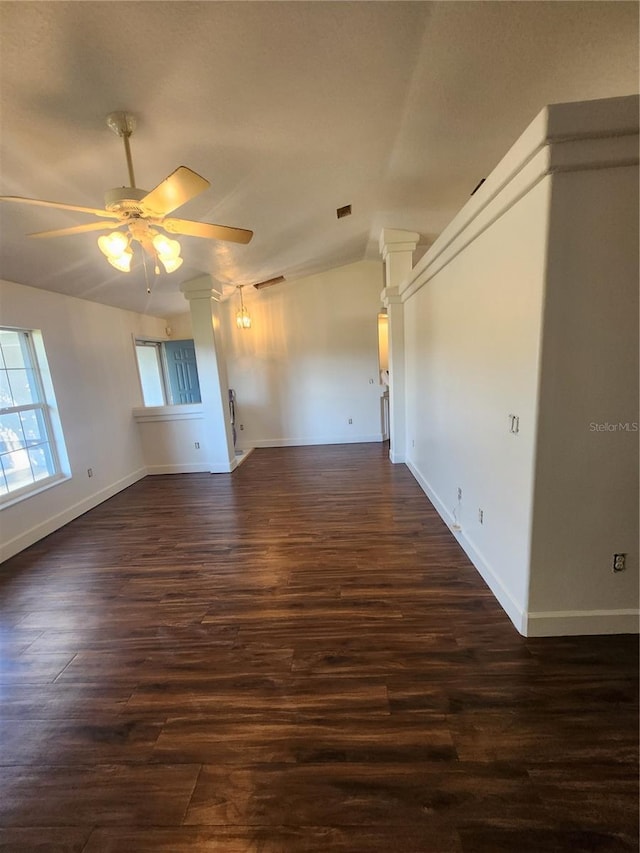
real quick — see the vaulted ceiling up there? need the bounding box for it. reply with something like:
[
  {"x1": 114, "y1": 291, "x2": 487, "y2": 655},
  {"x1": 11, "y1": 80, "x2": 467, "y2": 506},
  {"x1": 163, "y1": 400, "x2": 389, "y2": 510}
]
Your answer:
[{"x1": 0, "y1": 1, "x2": 637, "y2": 316}]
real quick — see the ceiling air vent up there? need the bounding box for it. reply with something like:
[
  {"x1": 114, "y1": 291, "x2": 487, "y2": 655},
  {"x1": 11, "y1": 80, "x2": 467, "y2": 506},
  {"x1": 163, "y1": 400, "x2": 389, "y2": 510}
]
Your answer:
[
  {"x1": 253, "y1": 275, "x2": 286, "y2": 290},
  {"x1": 336, "y1": 204, "x2": 352, "y2": 219}
]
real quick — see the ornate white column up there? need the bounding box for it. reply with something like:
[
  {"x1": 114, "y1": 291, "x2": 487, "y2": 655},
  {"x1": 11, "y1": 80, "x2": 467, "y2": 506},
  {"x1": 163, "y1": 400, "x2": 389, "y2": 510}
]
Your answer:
[
  {"x1": 379, "y1": 228, "x2": 420, "y2": 463},
  {"x1": 180, "y1": 275, "x2": 236, "y2": 473}
]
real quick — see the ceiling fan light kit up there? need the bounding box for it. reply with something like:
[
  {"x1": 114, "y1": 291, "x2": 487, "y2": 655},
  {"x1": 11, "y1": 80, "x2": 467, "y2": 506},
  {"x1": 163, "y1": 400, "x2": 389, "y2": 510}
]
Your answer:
[
  {"x1": 98, "y1": 230, "x2": 133, "y2": 271},
  {"x1": 0, "y1": 111, "x2": 253, "y2": 284},
  {"x1": 106, "y1": 111, "x2": 137, "y2": 138}
]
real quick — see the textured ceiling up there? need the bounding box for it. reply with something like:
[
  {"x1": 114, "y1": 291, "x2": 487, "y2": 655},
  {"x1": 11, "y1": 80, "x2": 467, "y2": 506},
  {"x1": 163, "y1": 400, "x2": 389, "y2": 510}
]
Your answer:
[{"x1": 0, "y1": 1, "x2": 637, "y2": 317}]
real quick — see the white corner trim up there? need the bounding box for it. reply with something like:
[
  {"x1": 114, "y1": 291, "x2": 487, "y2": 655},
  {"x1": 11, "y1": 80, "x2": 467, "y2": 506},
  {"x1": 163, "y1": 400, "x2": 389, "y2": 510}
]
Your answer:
[
  {"x1": 208, "y1": 460, "x2": 236, "y2": 473},
  {"x1": 233, "y1": 447, "x2": 255, "y2": 467},
  {"x1": 548, "y1": 134, "x2": 638, "y2": 174},
  {"x1": 525, "y1": 609, "x2": 639, "y2": 637},
  {"x1": 0, "y1": 467, "x2": 147, "y2": 564},
  {"x1": 406, "y1": 458, "x2": 528, "y2": 636}
]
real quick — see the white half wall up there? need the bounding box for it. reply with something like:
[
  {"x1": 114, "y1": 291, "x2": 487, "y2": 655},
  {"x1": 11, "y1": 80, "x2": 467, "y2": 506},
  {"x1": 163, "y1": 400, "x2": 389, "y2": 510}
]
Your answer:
[
  {"x1": 133, "y1": 405, "x2": 211, "y2": 474},
  {"x1": 404, "y1": 176, "x2": 549, "y2": 633},
  {"x1": 0, "y1": 279, "x2": 166, "y2": 562},
  {"x1": 221, "y1": 260, "x2": 386, "y2": 448},
  {"x1": 527, "y1": 162, "x2": 639, "y2": 636},
  {"x1": 399, "y1": 94, "x2": 639, "y2": 636}
]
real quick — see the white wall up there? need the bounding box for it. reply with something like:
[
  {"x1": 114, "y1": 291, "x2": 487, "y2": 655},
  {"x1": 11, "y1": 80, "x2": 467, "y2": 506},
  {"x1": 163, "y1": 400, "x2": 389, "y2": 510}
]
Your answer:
[
  {"x1": 0, "y1": 279, "x2": 166, "y2": 562},
  {"x1": 164, "y1": 311, "x2": 194, "y2": 341},
  {"x1": 220, "y1": 260, "x2": 385, "y2": 448},
  {"x1": 404, "y1": 178, "x2": 549, "y2": 629},
  {"x1": 527, "y1": 164, "x2": 639, "y2": 634},
  {"x1": 398, "y1": 94, "x2": 639, "y2": 636}
]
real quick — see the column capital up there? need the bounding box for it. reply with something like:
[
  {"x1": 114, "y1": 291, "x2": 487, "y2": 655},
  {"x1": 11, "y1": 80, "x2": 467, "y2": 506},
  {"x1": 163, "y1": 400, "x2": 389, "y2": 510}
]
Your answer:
[
  {"x1": 381, "y1": 286, "x2": 403, "y2": 308},
  {"x1": 180, "y1": 275, "x2": 223, "y2": 303},
  {"x1": 379, "y1": 228, "x2": 420, "y2": 261}
]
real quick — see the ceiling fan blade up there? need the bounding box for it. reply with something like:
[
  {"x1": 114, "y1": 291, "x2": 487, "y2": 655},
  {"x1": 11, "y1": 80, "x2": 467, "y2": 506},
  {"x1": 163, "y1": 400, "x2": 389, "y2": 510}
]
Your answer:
[
  {"x1": 28, "y1": 221, "x2": 120, "y2": 239},
  {"x1": 140, "y1": 167, "x2": 210, "y2": 217},
  {"x1": 0, "y1": 195, "x2": 119, "y2": 218},
  {"x1": 163, "y1": 217, "x2": 253, "y2": 244}
]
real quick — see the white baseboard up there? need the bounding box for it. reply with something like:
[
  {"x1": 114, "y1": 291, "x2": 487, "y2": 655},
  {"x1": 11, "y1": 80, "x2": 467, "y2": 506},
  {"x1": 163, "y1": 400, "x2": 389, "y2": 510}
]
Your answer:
[
  {"x1": 142, "y1": 449, "x2": 257, "y2": 476},
  {"x1": 406, "y1": 458, "x2": 527, "y2": 635},
  {"x1": 251, "y1": 434, "x2": 383, "y2": 448},
  {"x1": 146, "y1": 463, "x2": 211, "y2": 475},
  {"x1": 233, "y1": 447, "x2": 255, "y2": 467},
  {"x1": 389, "y1": 450, "x2": 405, "y2": 463},
  {"x1": 525, "y1": 609, "x2": 639, "y2": 637},
  {"x1": 406, "y1": 458, "x2": 639, "y2": 637},
  {"x1": 1, "y1": 467, "x2": 147, "y2": 564}
]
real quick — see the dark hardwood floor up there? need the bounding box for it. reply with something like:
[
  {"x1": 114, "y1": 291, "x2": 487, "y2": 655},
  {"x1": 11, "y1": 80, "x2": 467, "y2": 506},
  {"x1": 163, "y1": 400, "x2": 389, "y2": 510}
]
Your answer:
[{"x1": 0, "y1": 443, "x2": 637, "y2": 852}]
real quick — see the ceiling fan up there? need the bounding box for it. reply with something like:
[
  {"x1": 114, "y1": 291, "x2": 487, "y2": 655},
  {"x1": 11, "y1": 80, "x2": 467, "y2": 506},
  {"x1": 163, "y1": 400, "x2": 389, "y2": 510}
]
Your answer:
[{"x1": 0, "y1": 111, "x2": 253, "y2": 276}]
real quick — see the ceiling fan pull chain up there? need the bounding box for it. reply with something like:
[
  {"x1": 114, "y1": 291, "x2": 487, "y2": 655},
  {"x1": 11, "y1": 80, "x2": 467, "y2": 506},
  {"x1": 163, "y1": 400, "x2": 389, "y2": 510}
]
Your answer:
[{"x1": 141, "y1": 251, "x2": 152, "y2": 295}]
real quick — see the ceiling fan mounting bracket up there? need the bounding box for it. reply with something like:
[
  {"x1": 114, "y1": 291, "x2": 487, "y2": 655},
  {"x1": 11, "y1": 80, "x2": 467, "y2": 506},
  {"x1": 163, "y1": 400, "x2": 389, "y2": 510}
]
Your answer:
[
  {"x1": 106, "y1": 111, "x2": 136, "y2": 138},
  {"x1": 107, "y1": 112, "x2": 137, "y2": 186}
]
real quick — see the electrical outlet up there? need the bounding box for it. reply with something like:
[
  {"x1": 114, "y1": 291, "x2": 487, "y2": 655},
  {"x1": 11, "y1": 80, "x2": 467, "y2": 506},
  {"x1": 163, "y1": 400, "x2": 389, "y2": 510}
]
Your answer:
[
  {"x1": 457, "y1": 487, "x2": 463, "y2": 501},
  {"x1": 87, "y1": 468, "x2": 93, "y2": 478},
  {"x1": 478, "y1": 508, "x2": 484, "y2": 524},
  {"x1": 612, "y1": 553, "x2": 626, "y2": 573},
  {"x1": 240, "y1": 424, "x2": 244, "y2": 431},
  {"x1": 348, "y1": 418, "x2": 353, "y2": 424},
  {"x1": 194, "y1": 442, "x2": 200, "y2": 449}
]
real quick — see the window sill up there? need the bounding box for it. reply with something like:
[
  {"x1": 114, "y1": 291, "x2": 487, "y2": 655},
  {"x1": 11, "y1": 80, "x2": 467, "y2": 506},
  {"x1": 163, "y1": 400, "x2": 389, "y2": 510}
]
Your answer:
[
  {"x1": 132, "y1": 404, "x2": 204, "y2": 423},
  {"x1": 0, "y1": 472, "x2": 71, "y2": 511}
]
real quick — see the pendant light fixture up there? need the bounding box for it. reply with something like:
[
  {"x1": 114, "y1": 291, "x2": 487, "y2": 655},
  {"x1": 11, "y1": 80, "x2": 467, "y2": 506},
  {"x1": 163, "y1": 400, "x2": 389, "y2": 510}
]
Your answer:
[{"x1": 236, "y1": 285, "x2": 251, "y2": 329}]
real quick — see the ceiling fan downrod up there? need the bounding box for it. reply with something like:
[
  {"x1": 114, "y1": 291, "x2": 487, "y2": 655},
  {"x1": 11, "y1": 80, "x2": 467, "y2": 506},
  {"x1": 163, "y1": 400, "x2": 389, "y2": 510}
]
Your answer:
[{"x1": 106, "y1": 111, "x2": 137, "y2": 188}]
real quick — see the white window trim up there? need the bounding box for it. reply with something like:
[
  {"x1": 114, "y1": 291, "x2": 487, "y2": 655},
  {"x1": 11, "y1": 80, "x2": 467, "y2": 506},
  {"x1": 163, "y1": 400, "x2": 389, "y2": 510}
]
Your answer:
[
  {"x1": 132, "y1": 333, "x2": 201, "y2": 408},
  {"x1": 0, "y1": 327, "x2": 70, "y2": 508},
  {"x1": 0, "y1": 471, "x2": 69, "y2": 511}
]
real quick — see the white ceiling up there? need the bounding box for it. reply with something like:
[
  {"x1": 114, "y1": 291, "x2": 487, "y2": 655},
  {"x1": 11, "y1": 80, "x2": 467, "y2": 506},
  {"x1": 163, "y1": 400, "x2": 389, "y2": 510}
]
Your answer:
[{"x1": 0, "y1": 1, "x2": 637, "y2": 317}]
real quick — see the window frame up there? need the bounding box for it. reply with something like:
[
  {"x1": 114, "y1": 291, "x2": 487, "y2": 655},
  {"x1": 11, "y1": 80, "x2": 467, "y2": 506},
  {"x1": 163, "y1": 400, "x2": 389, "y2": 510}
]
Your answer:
[
  {"x1": 134, "y1": 338, "x2": 170, "y2": 406},
  {"x1": 133, "y1": 336, "x2": 201, "y2": 407},
  {"x1": 0, "y1": 327, "x2": 68, "y2": 508}
]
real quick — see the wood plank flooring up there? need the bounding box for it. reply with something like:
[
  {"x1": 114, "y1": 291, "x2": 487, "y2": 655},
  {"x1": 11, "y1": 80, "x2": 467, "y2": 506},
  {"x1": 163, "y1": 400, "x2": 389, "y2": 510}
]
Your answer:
[{"x1": 0, "y1": 443, "x2": 637, "y2": 852}]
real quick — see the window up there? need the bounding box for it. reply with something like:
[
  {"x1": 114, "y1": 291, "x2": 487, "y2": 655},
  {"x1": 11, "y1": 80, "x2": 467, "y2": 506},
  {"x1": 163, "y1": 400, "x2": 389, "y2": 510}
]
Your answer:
[
  {"x1": 135, "y1": 341, "x2": 167, "y2": 406},
  {"x1": 135, "y1": 339, "x2": 201, "y2": 406},
  {"x1": 0, "y1": 328, "x2": 67, "y2": 504}
]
